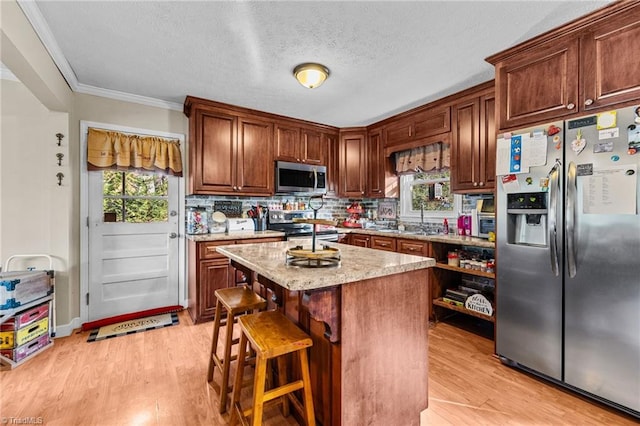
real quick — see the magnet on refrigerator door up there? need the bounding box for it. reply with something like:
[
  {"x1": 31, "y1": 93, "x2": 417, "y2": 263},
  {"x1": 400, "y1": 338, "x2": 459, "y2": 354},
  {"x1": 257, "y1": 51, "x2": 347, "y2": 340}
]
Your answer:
[{"x1": 628, "y1": 124, "x2": 640, "y2": 155}]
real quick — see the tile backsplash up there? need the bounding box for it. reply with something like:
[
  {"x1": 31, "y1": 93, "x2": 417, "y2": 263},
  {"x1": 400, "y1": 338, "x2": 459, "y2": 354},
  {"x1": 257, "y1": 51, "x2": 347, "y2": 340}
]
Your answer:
[{"x1": 186, "y1": 192, "x2": 493, "y2": 233}]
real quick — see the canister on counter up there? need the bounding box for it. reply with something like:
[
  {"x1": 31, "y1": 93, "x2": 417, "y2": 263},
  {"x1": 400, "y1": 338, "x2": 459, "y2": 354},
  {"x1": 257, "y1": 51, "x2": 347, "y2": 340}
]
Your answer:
[
  {"x1": 186, "y1": 206, "x2": 208, "y2": 234},
  {"x1": 447, "y1": 251, "x2": 460, "y2": 267}
]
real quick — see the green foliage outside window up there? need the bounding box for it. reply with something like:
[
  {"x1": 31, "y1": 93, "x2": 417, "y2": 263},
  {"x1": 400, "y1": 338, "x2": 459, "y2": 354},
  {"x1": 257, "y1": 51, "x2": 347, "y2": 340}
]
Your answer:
[
  {"x1": 410, "y1": 170, "x2": 453, "y2": 212},
  {"x1": 103, "y1": 171, "x2": 169, "y2": 223}
]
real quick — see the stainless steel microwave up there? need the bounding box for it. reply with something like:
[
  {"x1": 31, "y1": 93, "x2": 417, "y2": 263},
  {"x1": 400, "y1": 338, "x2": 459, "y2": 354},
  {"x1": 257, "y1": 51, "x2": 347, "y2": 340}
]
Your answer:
[{"x1": 275, "y1": 161, "x2": 327, "y2": 194}]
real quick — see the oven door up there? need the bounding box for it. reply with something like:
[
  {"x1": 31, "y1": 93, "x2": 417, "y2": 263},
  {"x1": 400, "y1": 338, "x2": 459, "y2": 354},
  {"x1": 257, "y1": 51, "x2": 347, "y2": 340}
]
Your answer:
[{"x1": 287, "y1": 232, "x2": 340, "y2": 243}]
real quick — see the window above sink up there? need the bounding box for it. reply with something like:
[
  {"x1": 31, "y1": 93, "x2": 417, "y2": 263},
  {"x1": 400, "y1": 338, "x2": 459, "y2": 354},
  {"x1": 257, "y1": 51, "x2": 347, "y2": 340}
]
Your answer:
[{"x1": 399, "y1": 170, "x2": 461, "y2": 222}]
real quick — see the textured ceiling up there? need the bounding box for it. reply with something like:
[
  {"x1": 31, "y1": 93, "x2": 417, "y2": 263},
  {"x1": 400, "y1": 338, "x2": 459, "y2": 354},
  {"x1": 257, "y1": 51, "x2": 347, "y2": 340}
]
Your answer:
[{"x1": 26, "y1": 1, "x2": 611, "y2": 127}]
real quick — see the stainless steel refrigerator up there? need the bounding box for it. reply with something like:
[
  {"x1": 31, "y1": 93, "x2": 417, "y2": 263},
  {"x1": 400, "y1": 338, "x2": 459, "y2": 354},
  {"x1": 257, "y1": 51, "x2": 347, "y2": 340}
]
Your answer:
[{"x1": 496, "y1": 104, "x2": 640, "y2": 417}]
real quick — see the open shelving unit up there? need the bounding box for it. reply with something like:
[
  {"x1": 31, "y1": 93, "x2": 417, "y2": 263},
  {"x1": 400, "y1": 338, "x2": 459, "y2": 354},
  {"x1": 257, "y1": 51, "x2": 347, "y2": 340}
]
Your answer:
[{"x1": 429, "y1": 242, "x2": 496, "y2": 341}]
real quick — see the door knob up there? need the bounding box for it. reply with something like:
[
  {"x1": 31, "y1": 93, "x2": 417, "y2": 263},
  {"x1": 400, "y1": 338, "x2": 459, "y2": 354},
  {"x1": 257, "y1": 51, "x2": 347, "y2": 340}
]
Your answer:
[
  {"x1": 169, "y1": 232, "x2": 178, "y2": 239},
  {"x1": 170, "y1": 210, "x2": 177, "y2": 216}
]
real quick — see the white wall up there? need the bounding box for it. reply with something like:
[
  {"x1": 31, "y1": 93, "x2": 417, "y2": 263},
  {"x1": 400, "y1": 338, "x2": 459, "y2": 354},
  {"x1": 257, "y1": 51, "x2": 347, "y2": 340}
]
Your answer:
[
  {"x1": 0, "y1": 80, "x2": 71, "y2": 320},
  {"x1": 1, "y1": 0, "x2": 189, "y2": 333}
]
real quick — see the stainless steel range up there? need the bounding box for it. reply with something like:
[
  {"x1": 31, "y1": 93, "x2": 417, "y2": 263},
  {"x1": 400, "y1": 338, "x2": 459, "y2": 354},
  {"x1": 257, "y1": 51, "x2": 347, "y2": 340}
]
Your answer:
[{"x1": 267, "y1": 210, "x2": 339, "y2": 242}]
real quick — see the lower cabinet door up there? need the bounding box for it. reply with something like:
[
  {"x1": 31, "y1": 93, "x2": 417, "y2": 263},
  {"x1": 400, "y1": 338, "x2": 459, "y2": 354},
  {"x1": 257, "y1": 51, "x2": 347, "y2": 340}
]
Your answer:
[{"x1": 198, "y1": 258, "x2": 232, "y2": 320}]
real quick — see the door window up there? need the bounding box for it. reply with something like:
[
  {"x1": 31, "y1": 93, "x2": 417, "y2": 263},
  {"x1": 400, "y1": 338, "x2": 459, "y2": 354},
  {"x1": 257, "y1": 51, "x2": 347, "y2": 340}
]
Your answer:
[{"x1": 102, "y1": 171, "x2": 169, "y2": 223}]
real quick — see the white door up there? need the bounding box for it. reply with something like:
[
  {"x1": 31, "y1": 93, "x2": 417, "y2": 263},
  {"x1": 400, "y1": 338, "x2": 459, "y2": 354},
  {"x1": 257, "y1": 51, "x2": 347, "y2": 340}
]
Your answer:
[{"x1": 88, "y1": 169, "x2": 180, "y2": 321}]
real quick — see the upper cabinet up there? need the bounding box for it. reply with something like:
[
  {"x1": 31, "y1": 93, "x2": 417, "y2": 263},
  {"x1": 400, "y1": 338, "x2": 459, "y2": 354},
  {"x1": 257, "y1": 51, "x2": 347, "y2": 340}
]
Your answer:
[
  {"x1": 384, "y1": 105, "x2": 451, "y2": 150},
  {"x1": 185, "y1": 97, "x2": 274, "y2": 196},
  {"x1": 275, "y1": 123, "x2": 327, "y2": 165},
  {"x1": 581, "y1": 10, "x2": 640, "y2": 111},
  {"x1": 274, "y1": 124, "x2": 300, "y2": 163},
  {"x1": 324, "y1": 132, "x2": 340, "y2": 198},
  {"x1": 338, "y1": 128, "x2": 398, "y2": 199},
  {"x1": 338, "y1": 129, "x2": 367, "y2": 198},
  {"x1": 487, "y1": 2, "x2": 640, "y2": 131},
  {"x1": 366, "y1": 128, "x2": 385, "y2": 198},
  {"x1": 451, "y1": 83, "x2": 496, "y2": 193},
  {"x1": 185, "y1": 97, "x2": 339, "y2": 196}
]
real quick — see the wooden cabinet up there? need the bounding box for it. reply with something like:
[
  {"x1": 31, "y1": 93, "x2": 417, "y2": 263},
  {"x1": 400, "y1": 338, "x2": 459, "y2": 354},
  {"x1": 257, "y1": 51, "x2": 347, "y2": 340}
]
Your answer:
[
  {"x1": 346, "y1": 231, "x2": 497, "y2": 335},
  {"x1": 370, "y1": 235, "x2": 396, "y2": 252},
  {"x1": 487, "y1": 2, "x2": 640, "y2": 130},
  {"x1": 338, "y1": 127, "x2": 397, "y2": 199},
  {"x1": 301, "y1": 129, "x2": 326, "y2": 165},
  {"x1": 185, "y1": 97, "x2": 274, "y2": 196},
  {"x1": 451, "y1": 83, "x2": 496, "y2": 193},
  {"x1": 188, "y1": 240, "x2": 232, "y2": 323},
  {"x1": 275, "y1": 124, "x2": 328, "y2": 165},
  {"x1": 492, "y1": 37, "x2": 579, "y2": 129},
  {"x1": 366, "y1": 127, "x2": 394, "y2": 198},
  {"x1": 384, "y1": 105, "x2": 451, "y2": 148},
  {"x1": 581, "y1": 10, "x2": 640, "y2": 111},
  {"x1": 274, "y1": 124, "x2": 300, "y2": 162},
  {"x1": 338, "y1": 128, "x2": 367, "y2": 197},
  {"x1": 325, "y1": 132, "x2": 340, "y2": 198},
  {"x1": 187, "y1": 237, "x2": 283, "y2": 323},
  {"x1": 396, "y1": 238, "x2": 430, "y2": 257},
  {"x1": 348, "y1": 234, "x2": 370, "y2": 248}
]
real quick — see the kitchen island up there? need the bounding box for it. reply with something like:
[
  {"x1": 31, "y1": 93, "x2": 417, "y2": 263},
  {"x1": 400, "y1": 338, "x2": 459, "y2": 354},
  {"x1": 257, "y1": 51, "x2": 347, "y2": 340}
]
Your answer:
[{"x1": 216, "y1": 240, "x2": 435, "y2": 426}]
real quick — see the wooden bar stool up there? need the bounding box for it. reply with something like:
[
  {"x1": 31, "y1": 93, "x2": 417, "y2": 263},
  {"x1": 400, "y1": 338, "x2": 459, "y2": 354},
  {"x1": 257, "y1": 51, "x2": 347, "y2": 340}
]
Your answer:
[
  {"x1": 229, "y1": 310, "x2": 315, "y2": 426},
  {"x1": 208, "y1": 286, "x2": 267, "y2": 414}
]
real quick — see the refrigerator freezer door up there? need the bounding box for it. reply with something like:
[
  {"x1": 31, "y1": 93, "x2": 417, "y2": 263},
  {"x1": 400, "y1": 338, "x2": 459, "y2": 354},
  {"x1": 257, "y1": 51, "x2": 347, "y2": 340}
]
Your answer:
[
  {"x1": 496, "y1": 121, "x2": 564, "y2": 380},
  {"x1": 563, "y1": 105, "x2": 640, "y2": 413}
]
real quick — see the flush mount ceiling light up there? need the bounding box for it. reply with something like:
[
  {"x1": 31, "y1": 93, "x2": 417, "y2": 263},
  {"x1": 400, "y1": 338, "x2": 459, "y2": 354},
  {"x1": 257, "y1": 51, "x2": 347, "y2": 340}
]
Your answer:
[{"x1": 293, "y1": 63, "x2": 330, "y2": 89}]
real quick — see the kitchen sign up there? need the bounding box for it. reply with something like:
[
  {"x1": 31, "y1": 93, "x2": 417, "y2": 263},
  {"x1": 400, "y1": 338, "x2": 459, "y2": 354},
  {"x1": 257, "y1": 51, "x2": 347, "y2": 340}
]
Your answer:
[{"x1": 465, "y1": 293, "x2": 493, "y2": 317}]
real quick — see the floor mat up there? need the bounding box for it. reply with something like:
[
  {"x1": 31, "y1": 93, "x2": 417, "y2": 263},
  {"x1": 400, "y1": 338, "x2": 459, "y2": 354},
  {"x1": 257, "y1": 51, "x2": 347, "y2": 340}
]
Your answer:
[{"x1": 87, "y1": 312, "x2": 178, "y2": 342}]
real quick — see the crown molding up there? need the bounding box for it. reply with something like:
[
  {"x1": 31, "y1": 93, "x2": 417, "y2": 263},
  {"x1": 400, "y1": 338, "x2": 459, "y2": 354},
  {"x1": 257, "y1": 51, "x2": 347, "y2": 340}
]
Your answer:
[
  {"x1": 16, "y1": 0, "x2": 182, "y2": 112},
  {"x1": 76, "y1": 83, "x2": 183, "y2": 111},
  {"x1": 17, "y1": 0, "x2": 79, "y2": 90}
]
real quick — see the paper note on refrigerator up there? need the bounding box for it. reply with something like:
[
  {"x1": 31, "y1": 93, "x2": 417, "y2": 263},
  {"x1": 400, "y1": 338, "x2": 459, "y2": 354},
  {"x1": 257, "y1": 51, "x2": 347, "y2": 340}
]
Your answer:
[
  {"x1": 496, "y1": 135, "x2": 530, "y2": 175},
  {"x1": 496, "y1": 137, "x2": 511, "y2": 176},
  {"x1": 522, "y1": 132, "x2": 548, "y2": 168},
  {"x1": 583, "y1": 164, "x2": 637, "y2": 215}
]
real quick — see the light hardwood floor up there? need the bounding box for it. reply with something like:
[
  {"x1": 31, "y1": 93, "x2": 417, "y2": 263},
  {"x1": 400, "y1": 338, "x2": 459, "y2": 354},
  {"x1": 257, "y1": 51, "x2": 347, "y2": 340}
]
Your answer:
[{"x1": 0, "y1": 310, "x2": 636, "y2": 425}]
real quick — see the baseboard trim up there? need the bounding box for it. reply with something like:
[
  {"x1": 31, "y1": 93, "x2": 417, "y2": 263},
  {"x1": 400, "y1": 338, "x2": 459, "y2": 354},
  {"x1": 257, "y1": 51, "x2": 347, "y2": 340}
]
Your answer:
[{"x1": 54, "y1": 316, "x2": 82, "y2": 338}]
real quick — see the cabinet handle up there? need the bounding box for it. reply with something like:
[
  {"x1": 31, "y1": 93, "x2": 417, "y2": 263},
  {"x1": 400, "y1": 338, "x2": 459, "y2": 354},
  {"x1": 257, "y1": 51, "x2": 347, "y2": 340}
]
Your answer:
[
  {"x1": 233, "y1": 186, "x2": 238, "y2": 191},
  {"x1": 584, "y1": 99, "x2": 593, "y2": 106},
  {"x1": 473, "y1": 182, "x2": 478, "y2": 187},
  {"x1": 238, "y1": 186, "x2": 242, "y2": 191},
  {"x1": 567, "y1": 103, "x2": 575, "y2": 110},
  {"x1": 361, "y1": 191, "x2": 365, "y2": 195},
  {"x1": 479, "y1": 181, "x2": 484, "y2": 186}
]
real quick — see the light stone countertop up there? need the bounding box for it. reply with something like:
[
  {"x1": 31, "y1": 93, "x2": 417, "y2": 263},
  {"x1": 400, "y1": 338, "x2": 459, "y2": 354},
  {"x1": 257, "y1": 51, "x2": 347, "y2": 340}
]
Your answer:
[
  {"x1": 185, "y1": 230, "x2": 285, "y2": 242},
  {"x1": 216, "y1": 240, "x2": 435, "y2": 292},
  {"x1": 342, "y1": 228, "x2": 495, "y2": 248}
]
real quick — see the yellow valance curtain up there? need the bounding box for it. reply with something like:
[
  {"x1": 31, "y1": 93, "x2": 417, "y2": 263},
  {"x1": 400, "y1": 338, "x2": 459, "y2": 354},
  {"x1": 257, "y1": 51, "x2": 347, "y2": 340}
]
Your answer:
[
  {"x1": 395, "y1": 142, "x2": 450, "y2": 174},
  {"x1": 87, "y1": 128, "x2": 183, "y2": 176}
]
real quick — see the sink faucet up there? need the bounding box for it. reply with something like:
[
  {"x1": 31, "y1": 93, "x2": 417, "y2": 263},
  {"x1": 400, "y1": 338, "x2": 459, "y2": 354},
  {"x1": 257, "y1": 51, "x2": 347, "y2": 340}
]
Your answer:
[{"x1": 420, "y1": 201, "x2": 425, "y2": 233}]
